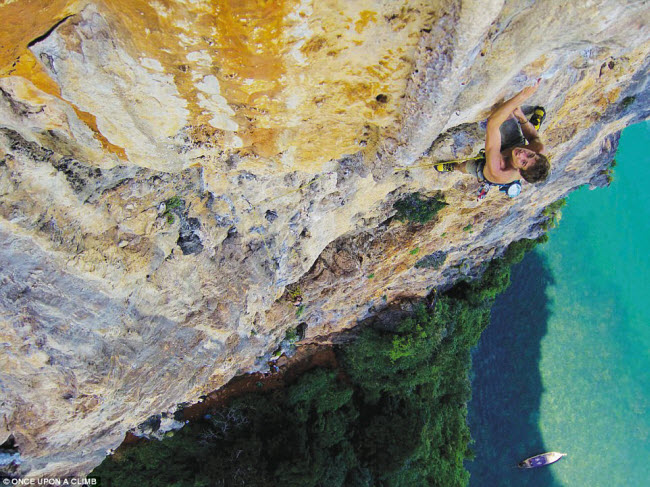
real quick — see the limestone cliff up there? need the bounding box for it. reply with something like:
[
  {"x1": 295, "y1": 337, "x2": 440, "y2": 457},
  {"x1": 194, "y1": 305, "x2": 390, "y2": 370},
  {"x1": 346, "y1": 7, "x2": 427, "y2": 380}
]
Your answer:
[{"x1": 0, "y1": 0, "x2": 648, "y2": 478}]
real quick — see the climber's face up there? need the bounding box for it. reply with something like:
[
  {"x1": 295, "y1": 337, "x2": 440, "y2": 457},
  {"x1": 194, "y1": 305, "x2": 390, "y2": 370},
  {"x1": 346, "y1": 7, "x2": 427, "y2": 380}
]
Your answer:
[{"x1": 512, "y1": 147, "x2": 539, "y2": 169}]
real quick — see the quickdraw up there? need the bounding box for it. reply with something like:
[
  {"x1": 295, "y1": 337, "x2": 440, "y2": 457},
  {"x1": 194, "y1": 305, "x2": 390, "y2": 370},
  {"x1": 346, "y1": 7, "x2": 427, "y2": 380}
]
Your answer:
[
  {"x1": 477, "y1": 180, "x2": 522, "y2": 201},
  {"x1": 476, "y1": 183, "x2": 491, "y2": 201}
]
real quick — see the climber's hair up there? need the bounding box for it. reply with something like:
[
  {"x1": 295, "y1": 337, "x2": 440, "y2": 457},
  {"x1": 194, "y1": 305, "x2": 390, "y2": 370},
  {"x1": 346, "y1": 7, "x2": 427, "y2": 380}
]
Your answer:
[{"x1": 520, "y1": 153, "x2": 550, "y2": 184}]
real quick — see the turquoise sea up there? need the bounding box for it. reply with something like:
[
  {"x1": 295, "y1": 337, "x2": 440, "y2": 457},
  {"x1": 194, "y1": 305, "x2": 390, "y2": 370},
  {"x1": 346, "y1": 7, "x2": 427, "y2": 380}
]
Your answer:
[{"x1": 467, "y1": 121, "x2": 650, "y2": 486}]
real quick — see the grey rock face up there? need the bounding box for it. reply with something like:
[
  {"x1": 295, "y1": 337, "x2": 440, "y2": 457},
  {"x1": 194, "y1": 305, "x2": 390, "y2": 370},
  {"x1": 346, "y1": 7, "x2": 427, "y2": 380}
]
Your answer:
[{"x1": 0, "y1": 0, "x2": 648, "y2": 478}]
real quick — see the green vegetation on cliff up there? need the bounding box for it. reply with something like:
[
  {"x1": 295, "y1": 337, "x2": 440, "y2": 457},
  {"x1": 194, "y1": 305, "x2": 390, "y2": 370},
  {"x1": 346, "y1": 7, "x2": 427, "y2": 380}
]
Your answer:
[
  {"x1": 393, "y1": 192, "x2": 448, "y2": 224},
  {"x1": 92, "y1": 239, "x2": 542, "y2": 487}
]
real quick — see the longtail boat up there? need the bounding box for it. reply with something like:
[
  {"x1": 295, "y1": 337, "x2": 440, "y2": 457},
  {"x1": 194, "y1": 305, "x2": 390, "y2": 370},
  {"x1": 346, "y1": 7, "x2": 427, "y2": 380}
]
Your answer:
[{"x1": 518, "y1": 452, "x2": 567, "y2": 468}]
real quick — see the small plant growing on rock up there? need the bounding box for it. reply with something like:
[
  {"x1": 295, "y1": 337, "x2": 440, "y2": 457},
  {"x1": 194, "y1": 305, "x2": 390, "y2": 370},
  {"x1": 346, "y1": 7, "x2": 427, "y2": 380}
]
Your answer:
[
  {"x1": 295, "y1": 304, "x2": 305, "y2": 318},
  {"x1": 414, "y1": 251, "x2": 448, "y2": 270},
  {"x1": 162, "y1": 196, "x2": 184, "y2": 224},
  {"x1": 270, "y1": 326, "x2": 302, "y2": 363},
  {"x1": 621, "y1": 96, "x2": 635, "y2": 109},
  {"x1": 166, "y1": 196, "x2": 183, "y2": 209},
  {"x1": 393, "y1": 192, "x2": 447, "y2": 224},
  {"x1": 286, "y1": 286, "x2": 305, "y2": 317},
  {"x1": 605, "y1": 158, "x2": 617, "y2": 185},
  {"x1": 287, "y1": 286, "x2": 303, "y2": 305},
  {"x1": 541, "y1": 198, "x2": 566, "y2": 230},
  {"x1": 285, "y1": 328, "x2": 299, "y2": 344}
]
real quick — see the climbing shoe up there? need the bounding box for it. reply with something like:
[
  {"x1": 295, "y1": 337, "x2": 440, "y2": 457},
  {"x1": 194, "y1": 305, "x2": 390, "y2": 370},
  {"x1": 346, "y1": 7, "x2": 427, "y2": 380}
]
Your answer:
[
  {"x1": 529, "y1": 106, "x2": 546, "y2": 131},
  {"x1": 434, "y1": 162, "x2": 456, "y2": 173}
]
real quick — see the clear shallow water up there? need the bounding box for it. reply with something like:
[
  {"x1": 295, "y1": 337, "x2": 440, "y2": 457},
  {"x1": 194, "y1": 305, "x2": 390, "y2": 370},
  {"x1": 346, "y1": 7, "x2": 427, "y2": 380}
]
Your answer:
[{"x1": 467, "y1": 121, "x2": 650, "y2": 486}]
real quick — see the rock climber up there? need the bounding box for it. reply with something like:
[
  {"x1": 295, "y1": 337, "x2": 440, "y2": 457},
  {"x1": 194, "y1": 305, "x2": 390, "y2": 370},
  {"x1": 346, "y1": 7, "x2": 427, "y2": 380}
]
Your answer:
[{"x1": 435, "y1": 80, "x2": 550, "y2": 195}]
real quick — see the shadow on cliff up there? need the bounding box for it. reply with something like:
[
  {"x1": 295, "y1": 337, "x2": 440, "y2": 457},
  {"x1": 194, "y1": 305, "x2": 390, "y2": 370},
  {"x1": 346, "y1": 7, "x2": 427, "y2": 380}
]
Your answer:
[{"x1": 465, "y1": 250, "x2": 563, "y2": 487}]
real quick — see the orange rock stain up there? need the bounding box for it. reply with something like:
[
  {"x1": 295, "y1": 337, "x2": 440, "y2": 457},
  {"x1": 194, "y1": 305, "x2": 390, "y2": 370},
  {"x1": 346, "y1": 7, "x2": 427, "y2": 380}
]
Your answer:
[
  {"x1": 354, "y1": 10, "x2": 377, "y2": 33},
  {"x1": 102, "y1": 0, "x2": 293, "y2": 158},
  {"x1": 1, "y1": 0, "x2": 434, "y2": 169},
  {"x1": 210, "y1": 0, "x2": 291, "y2": 157},
  {"x1": 0, "y1": 0, "x2": 77, "y2": 76},
  {"x1": 1, "y1": 0, "x2": 127, "y2": 159}
]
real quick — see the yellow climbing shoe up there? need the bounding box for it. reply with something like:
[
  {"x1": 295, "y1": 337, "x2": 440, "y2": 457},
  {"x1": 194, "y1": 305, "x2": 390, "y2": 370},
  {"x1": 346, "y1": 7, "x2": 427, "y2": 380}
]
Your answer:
[
  {"x1": 530, "y1": 106, "x2": 546, "y2": 131},
  {"x1": 435, "y1": 162, "x2": 456, "y2": 173}
]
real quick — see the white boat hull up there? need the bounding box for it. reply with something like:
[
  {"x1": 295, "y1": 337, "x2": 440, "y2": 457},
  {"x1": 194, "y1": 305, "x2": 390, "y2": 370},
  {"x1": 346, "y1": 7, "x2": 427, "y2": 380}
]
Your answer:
[{"x1": 518, "y1": 452, "x2": 567, "y2": 468}]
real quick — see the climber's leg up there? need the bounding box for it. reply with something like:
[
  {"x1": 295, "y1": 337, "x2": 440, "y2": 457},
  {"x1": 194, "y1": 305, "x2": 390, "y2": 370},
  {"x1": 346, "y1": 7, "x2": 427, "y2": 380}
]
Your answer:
[{"x1": 462, "y1": 159, "x2": 481, "y2": 177}]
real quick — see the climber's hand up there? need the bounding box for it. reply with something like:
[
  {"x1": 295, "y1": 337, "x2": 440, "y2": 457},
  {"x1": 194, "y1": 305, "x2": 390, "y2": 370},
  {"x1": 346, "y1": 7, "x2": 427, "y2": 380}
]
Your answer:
[
  {"x1": 517, "y1": 79, "x2": 540, "y2": 100},
  {"x1": 512, "y1": 107, "x2": 526, "y2": 122}
]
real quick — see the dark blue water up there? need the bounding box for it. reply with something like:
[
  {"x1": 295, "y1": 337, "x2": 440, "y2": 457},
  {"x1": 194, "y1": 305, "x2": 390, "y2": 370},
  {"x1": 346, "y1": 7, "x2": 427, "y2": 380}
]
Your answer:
[{"x1": 467, "y1": 121, "x2": 650, "y2": 486}]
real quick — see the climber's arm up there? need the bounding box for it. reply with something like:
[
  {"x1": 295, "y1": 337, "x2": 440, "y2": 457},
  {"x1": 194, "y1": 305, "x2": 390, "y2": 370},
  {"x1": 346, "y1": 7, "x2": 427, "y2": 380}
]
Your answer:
[
  {"x1": 484, "y1": 116, "x2": 504, "y2": 180},
  {"x1": 487, "y1": 80, "x2": 540, "y2": 128}
]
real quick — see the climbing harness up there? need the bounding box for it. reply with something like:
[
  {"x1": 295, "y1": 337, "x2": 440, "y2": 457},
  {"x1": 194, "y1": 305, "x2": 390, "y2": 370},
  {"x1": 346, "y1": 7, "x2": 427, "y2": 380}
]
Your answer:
[
  {"x1": 477, "y1": 179, "x2": 521, "y2": 201},
  {"x1": 474, "y1": 152, "x2": 522, "y2": 201}
]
